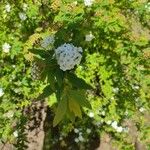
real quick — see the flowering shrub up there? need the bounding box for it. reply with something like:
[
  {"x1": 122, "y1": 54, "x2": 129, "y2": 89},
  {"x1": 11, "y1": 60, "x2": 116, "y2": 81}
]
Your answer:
[{"x1": 0, "y1": 0, "x2": 150, "y2": 149}]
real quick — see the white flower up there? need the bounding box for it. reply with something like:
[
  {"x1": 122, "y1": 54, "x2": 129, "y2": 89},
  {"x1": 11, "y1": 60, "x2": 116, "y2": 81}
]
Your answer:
[
  {"x1": 139, "y1": 107, "x2": 145, "y2": 112},
  {"x1": 110, "y1": 97, "x2": 115, "y2": 100},
  {"x1": 74, "y1": 138, "x2": 79, "y2": 143},
  {"x1": 111, "y1": 121, "x2": 118, "y2": 129},
  {"x1": 85, "y1": 32, "x2": 95, "y2": 41},
  {"x1": 55, "y1": 43, "x2": 82, "y2": 71},
  {"x1": 116, "y1": 126, "x2": 123, "y2": 133},
  {"x1": 86, "y1": 128, "x2": 91, "y2": 134},
  {"x1": 5, "y1": 4, "x2": 11, "y2": 12},
  {"x1": 78, "y1": 135, "x2": 84, "y2": 141},
  {"x1": 59, "y1": 137, "x2": 63, "y2": 140},
  {"x1": 106, "y1": 120, "x2": 112, "y2": 125},
  {"x1": 19, "y1": 12, "x2": 27, "y2": 21},
  {"x1": 84, "y1": 0, "x2": 94, "y2": 6},
  {"x1": 0, "y1": 88, "x2": 4, "y2": 97},
  {"x1": 13, "y1": 131, "x2": 18, "y2": 137},
  {"x1": 2, "y1": 43, "x2": 11, "y2": 53},
  {"x1": 74, "y1": 128, "x2": 79, "y2": 133},
  {"x1": 23, "y1": 3, "x2": 28, "y2": 11},
  {"x1": 3, "y1": 110, "x2": 14, "y2": 118},
  {"x1": 132, "y1": 85, "x2": 140, "y2": 90},
  {"x1": 135, "y1": 98, "x2": 139, "y2": 102},
  {"x1": 101, "y1": 111, "x2": 105, "y2": 116},
  {"x1": 113, "y1": 87, "x2": 119, "y2": 93},
  {"x1": 88, "y1": 112, "x2": 94, "y2": 118},
  {"x1": 41, "y1": 35, "x2": 55, "y2": 48}
]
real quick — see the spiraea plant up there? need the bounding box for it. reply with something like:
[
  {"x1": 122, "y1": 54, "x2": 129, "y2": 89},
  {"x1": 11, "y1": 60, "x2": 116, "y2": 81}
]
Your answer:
[{"x1": 25, "y1": 33, "x2": 92, "y2": 126}]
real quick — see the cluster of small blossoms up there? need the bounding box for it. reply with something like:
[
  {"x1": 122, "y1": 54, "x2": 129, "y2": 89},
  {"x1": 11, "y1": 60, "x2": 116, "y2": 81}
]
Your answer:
[
  {"x1": 88, "y1": 112, "x2": 94, "y2": 118},
  {"x1": 18, "y1": 3, "x2": 28, "y2": 21},
  {"x1": 41, "y1": 35, "x2": 55, "y2": 49},
  {"x1": 131, "y1": 84, "x2": 140, "y2": 90},
  {"x1": 109, "y1": 121, "x2": 128, "y2": 133},
  {"x1": 85, "y1": 32, "x2": 95, "y2": 41},
  {"x1": 139, "y1": 107, "x2": 145, "y2": 112},
  {"x1": 84, "y1": 0, "x2": 94, "y2": 6},
  {"x1": 113, "y1": 87, "x2": 119, "y2": 93},
  {"x1": 5, "y1": 4, "x2": 11, "y2": 12},
  {"x1": 2, "y1": 43, "x2": 11, "y2": 53},
  {"x1": 3, "y1": 110, "x2": 14, "y2": 118},
  {"x1": 19, "y1": 12, "x2": 27, "y2": 21},
  {"x1": 0, "y1": 88, "x2": 4, "y2": 97},
  {"x1": 13, "y1": 131, "x2": 18, "y2": 138},
  {"x1": 74, "y1": 128, "x2": 91, "y2": 143},
  {"x1": 55, "y1": 43, "x2": 82, "y2": 71}
]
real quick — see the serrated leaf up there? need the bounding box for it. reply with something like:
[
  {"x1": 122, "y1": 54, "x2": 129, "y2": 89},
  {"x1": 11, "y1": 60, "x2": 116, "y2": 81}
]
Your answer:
[
  {"x1": 68, "y1": 90, "x2": 91, "y2": 109},
  {"x1": 67, "y1": 109, "x2": 75, "y2": 122},
  {"x1": 29, "y1": 49, "x2": 50, "y2": 59},
  {"x1": 40, "y1": 69, "x2": 47, "y2": 81},
  {"x1": 55, "y1": 68, "x2": 64, "y2": 87},
  {"x1": 68, "y1": 98, "x2": 82, "y2": 118},
  {"x1": 44, "y1": 58, "x2": 57, "y2": 66},
  {"x1": 47, "y1": 69, "x2": 56, "y2": 90},
  {"x1": 53, "y1": 97, "x2": 67, "y2": 127},
  {"x1": 67, "y1": 73, "x2": 93, "y2": 90}
]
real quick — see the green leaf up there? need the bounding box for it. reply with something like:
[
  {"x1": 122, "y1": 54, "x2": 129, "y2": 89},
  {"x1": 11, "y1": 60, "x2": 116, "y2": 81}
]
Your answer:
[
  {"x1": 53, "y1": 96, "x2": 67, "y2": 127},
  {"x1": 55, "y1": 68, "x2": 64, "y2": 87},
  {"x1": 67, "y1": 73, "x2": 93, "y2": 90},
  {"x1": 37, "y1": 85, "x2": 53, "y2": 100},
  {"x1": 55, "y1": 84, "x2": 62, "y2": 102},
  {"x1": 67, "y1": 109, "x2": 75, "y2": 123},
  {"x1": 68, "y1": 90, "x2": 91, "y2": 109},
  {"x1": 68, "y1": 98, "x2": 82, "y2": 118},
  {"x1": 29, "y1": 49, "x2": 50, "y2": 59},
  {"x1": 40, "y1": 68, "x2": 47, "y2": 82},
  {"x1": 47, "y1": 69, "x2": 56, "y2": 90},
  {"x1": 44, "y1": 58, "x2": 57, "y2": 66}
]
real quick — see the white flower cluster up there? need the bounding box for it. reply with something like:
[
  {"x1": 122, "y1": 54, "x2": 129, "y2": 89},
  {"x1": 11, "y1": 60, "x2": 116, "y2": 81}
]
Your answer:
[
  {"x1": 132, "y1": 84, "x2": 140, "y2": 90},
  {"x1": 5, "y1": 4, "x2": 11, "y2": 12},
  {"x1": 113, "y1": 87, "x2": 119, "y2": 93},
  {"x1": 13, "y1": 131, "x2": 18, "y2": 138},
  {"x1": 84, "y1": 0, "x2": 94, "y2": 6},
  {"x1": 2, "y1": 43, "x2": 11, "y2": 53},
  {"x1": 19, "y1": 12, "x2": 27, "y2": 21},
  {"x1": 74, "y1": 128, "x2": 91, "y2": 143},
  {"x1": 88, "y1": 112, "x2": 94, "y2": 118},
  {"x1": 3, "y1": 110, "x2": 14, "y2": 118},
  {"x1": 85, "y1": 32, "x2": 95, "y2": 41},
  {"x1": 41, "y1": 35, "x2": 55, "y2": 48},
  {"x1": 111, "y1": 121, "x2": 128, "y2": 133},
  {"x1": 55, "y1": 43, "x2": 82, "y2": 71},
  {"x1": 74, "y1": 128, "x2": 88, "y2": 143},
  {"x1": 0, "y1": 88, "x2": 4, "y2": 97},
  {"x1": 139, "y1": 107, "x2": 145, "y2": 112}
]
